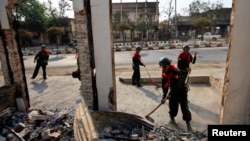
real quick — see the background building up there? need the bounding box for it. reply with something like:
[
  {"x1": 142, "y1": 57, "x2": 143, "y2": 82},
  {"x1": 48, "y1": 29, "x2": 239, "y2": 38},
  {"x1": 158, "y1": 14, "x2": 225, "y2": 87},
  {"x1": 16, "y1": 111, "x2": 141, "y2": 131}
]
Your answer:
[
  {"x1": 177, "y1": 8, "x2": 231, "y2": 39},
  {"x1": 112, "y1": 1, "x2": 159, "y2": 42}
]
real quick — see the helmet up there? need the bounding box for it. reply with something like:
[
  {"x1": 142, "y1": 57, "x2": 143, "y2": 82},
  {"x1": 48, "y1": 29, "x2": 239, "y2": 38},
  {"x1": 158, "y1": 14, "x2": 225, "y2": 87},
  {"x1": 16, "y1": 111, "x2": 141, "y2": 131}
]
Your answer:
[
  {"x1": 136, "y1": 46, "x2": 142, "y2": 51},
  {"x1": 183, "y1": 45, "x2": 190, "y2": 51},
  {"x1": 159, "y1": 57, "x2": 171, "y2": 67},
  {"x1": 41, "y1": 44, "x2": 46, "y2": 48},
  {"x1": 72, "y1": 70, "x2": 80, "y2": 78}
]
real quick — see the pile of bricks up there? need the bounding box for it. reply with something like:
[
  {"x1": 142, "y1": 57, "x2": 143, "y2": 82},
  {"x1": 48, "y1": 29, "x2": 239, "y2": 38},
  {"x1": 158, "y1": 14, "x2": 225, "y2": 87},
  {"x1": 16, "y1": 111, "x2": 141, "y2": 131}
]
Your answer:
[{"x1": 0, "y1": 108, "x2": 74, "y2": 141}]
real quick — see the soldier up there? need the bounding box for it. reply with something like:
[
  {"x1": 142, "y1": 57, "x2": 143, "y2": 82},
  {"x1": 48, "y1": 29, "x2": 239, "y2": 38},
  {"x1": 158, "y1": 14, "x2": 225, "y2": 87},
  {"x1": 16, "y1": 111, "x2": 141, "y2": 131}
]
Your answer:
[
  {"x1": 132, "y1": 46, "x2": 145, "y2": 87},
  {"x1": 177, "y1": 45, "x2": 197, "y2": 82},
  {"x1": 72, "y1": 47, "x2": 80, "y2": 81},
  {"x1": 159, "y1": 57, "x2": 192, "y2": 132},
  {"x1": 31, "y1": 44, "x2": 49, "y2": 79}
]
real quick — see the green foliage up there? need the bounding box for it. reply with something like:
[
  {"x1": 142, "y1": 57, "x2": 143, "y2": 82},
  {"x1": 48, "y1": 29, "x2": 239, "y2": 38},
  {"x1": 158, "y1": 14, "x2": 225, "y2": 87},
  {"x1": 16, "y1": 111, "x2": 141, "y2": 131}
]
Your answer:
[
  {"x1": 116, "y1": 23, "x2": 132, "y2": 31},
  {"x1": 179, "y1": 35, "x2": 189, "y2": 42},
  {"x1": 44, "y1": 0, "x2": 70, "y2": 27},
  {"x1": 188, "y1": 0, "x2": 223, "y2": 18},
  {"x1": 46, "y1": 26, "x2": 64, "y2": 35},
  {"x1": 136, "y1": 19, "x2": 146, "y2": 31},
  {"x1": 193, "y1": 17, "x2": 211, "y2": 29},
  {"x1": 16, "y1": 0, "x2": 48, "y2": 32},
  {"x1": 19, "y1": 29, "x2": 33, "y2": 39},
  {"x1": 113, "y1": 11, "x2": 129, "y2": 23}
]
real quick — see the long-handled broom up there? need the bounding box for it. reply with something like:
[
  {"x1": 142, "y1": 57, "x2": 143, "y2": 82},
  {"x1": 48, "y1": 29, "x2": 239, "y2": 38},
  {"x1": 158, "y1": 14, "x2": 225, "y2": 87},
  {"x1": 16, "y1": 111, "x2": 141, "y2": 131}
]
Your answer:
[{"x1": 144, "y1": 67, "x2": 161, "y2": 88}]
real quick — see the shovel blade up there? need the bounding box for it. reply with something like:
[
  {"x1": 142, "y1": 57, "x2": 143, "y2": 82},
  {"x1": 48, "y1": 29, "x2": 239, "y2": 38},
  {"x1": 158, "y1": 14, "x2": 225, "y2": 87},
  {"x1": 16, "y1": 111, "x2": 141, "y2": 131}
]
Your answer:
[{"x1": 145, "y1": 116, "x2": 155, "y2": 123}]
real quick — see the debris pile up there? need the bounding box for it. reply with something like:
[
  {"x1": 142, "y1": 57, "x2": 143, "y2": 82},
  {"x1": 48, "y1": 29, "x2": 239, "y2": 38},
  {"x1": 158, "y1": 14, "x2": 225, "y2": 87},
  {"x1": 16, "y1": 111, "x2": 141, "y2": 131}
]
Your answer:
[
  {"x1": 0, "y1": 108, "x2": 74, "y2": 141},
  {"x1": 149, "y1": 125, "x2": 208, "y2": 141},
  {"x1": 96, "y1": 124, "x2": 208, "y2": 141},
  {"x1": 98, "y1": 124, "x2": 149, "y2": 140},
  {"x1": 1, "y1": 108, "x2": 208, "y2": 141}
]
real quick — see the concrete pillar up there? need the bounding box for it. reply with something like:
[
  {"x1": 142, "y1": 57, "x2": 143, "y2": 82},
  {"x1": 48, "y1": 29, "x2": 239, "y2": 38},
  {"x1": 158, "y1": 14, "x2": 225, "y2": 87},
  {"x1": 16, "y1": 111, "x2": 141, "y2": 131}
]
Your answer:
[
  {"x1": 73, "y1": 0, "x2": 94, "y2": 109},
  {"x1": 91, "y1": 0, "x2": 116, "y2": 111},
  {"x1": 220, "y1": 0, "x2": 250, "y2": 124},
  {"x1": 0, "y1": 0, "x2": 30, "y2": 111},
  {"x1": 0, "y1": 0, "x2": 12, "y2": 85}
]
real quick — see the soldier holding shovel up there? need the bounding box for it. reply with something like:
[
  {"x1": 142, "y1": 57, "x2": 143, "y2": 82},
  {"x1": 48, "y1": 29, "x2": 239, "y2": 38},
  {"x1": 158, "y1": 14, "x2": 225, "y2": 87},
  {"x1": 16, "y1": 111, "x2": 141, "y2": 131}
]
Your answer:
[{"x1": 159, "y1": 57, "x2": 192, "y2": 132}]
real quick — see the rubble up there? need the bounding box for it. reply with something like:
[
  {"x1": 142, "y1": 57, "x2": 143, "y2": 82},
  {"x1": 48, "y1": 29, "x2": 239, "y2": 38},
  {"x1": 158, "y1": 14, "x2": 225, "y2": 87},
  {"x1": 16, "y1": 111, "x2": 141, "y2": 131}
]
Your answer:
[
  {"x1": 0, "y1": 108, "x2": 74, "y2": 141},
  {"x1": 1, "y1": 108, "x2": 207, "y2": 141},
  {"x1": 149, "y1": 125, "x2": 208, "y2": 141},
  {"x1": 97, "y1": 124, "x2": 207, "y2": 141}
]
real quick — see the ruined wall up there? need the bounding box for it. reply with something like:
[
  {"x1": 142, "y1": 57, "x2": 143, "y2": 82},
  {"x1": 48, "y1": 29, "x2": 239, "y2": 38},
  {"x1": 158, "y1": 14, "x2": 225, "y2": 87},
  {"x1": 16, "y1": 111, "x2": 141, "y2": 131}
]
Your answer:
[
  {"x1": 73, "y1": 0, "x2": 94, "y2": 109},
  {"x1": 220, "y1": 0, "x2": 250, "y2": 124},
  {"x1": 0, "y1": 0, "x2": 29, "y2": 111},
  {"x1": 73, "y1": 0, "x2": 116, "y2": 110},
  {"x1": 0, "y1": 0, "x2": 11, "y2": 85}
]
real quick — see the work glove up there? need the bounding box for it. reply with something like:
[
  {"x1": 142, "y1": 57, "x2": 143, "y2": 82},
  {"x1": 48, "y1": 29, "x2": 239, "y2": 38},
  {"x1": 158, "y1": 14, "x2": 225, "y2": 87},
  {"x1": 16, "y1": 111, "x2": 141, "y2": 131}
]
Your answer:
[
  {"x1": 161, "y1": 98, "x2": 165, "y2": 104},
  {"x1": 194, "y1": 51, "x2": 197, "y2": 56},
  {"x1": 161, "y1": 94, "x2": 170, "y2": 104},
  {"x1": 186, "y1": 68, "x2": 191, "y2": 72}
]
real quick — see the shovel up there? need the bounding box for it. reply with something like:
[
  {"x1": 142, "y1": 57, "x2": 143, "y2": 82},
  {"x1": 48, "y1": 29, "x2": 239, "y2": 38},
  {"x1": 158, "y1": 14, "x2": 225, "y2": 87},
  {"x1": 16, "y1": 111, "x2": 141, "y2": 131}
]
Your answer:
[
  {"x1": 144, "y1": 67, "x2": 161, "y2": 88},
  {"x1": 145, "y1": 94, "x2": 169, "y2": 123}
]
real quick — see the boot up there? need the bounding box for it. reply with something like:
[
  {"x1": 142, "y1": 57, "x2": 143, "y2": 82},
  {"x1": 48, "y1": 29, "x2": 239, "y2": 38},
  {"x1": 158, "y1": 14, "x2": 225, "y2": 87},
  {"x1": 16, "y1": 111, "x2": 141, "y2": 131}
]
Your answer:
[
  {"x1": 186, "y1": 121, "x2": 193, "y2": 132},
  {"x1": 132, "y1": 80, "x2": 136, "y2": 85},
  {"x1": 137, "y1": 83, "x2": 142, "y2": 87},
  {"x1": 136, "y1": 80, "x2": 142, "y2": 87},
  {"x1": 170, "y1": 117, "x2": 176, "y2": 125}
]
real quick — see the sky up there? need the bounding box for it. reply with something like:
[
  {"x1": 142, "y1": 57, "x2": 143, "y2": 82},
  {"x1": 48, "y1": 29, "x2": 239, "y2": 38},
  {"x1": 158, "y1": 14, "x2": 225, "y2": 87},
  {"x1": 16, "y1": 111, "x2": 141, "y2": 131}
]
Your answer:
[{"x1": 38, "y1": 0, "x2": 233, "y2": 21}]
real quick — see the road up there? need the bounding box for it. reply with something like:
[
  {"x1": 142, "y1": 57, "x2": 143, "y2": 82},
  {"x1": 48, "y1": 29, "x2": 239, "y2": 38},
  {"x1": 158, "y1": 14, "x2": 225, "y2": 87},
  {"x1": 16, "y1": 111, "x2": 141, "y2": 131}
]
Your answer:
[
  {"x1": 0, "y1": 46, "x2": 227, "y2": 134},
  {"x1": 22, "y1": 47, "x2": 228, "y2": 69}
]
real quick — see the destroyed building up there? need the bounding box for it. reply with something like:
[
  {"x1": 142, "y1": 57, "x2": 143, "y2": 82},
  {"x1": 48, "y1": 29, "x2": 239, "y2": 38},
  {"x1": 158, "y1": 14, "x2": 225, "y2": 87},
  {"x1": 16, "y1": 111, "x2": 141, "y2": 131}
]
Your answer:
[{"x1": 0, "y1": 0, "x2": 250, "y2": 140}]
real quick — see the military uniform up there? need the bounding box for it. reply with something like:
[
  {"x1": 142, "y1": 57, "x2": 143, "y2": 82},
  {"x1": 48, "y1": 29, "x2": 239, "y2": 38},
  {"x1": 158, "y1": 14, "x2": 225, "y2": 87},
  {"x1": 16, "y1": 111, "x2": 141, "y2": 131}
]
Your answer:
[
  {"x1": 31, "y1": 45, "x2": 49, "y2": 79},
  {"x1": 132, "y1": 47, "x2": 145, "y2": 87},
  {"x1": 177, "y1": 45, "x2": 196, "y2": 81},
  {"x1": 162, "y1": 64, "x2": 191, "y2": 122},
  {"x1": 159, "y1": 57, "x2": 192, "y2": 131}
]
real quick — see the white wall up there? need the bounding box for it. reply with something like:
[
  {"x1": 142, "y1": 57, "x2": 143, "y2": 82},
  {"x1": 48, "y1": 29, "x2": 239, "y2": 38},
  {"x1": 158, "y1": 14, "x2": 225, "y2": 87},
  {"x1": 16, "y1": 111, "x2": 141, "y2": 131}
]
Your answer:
[
  {"x1": 221, "y1": 0, "x2": 250, "y2": 124},
  {"x1": 0, "y1": 0, "x2": 9, "y2": 29},
  {"x1": 91, "y1": 0, "x2": 116, "y2": 111}
]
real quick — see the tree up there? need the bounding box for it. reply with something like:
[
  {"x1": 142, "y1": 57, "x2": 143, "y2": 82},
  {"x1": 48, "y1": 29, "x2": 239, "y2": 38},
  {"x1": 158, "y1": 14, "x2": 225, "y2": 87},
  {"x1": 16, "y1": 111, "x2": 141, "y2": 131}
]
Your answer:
[
  {"x1": 46, "y1": 26, "x2": 64, "y2": 56},
  {"x1": 116, "y1": 23, "x2": 131, "y2": 43},
  {"x1": 43, "y1": 0, "x2": 71, "y2": 44},
  {"x1": 160, "y1": 0, "x2": 174, "y2": 40},
  {"x1": 188, "y1": 0, "x2": 223, "y2": 34},
  {"x1": 58, "y1": 0, "x2": 71, "y2": 18},
  {"x1": 158, "y1": 20, "x2": 170, "y2": 41},
  {"x1": 193, "y1": 17, "x2": 212, "y2": 40},
  {"x1": 113, "y1": 11, "x2": 129, "y2": 23},
  {"x1": 136, "y1": 18, "x2": 147, "y2": 40},
  {"x1": 18, "y1": 29, "x2": 33, "y2": 48},
  {"x1": 44, "y1": 0, "x2": 70, "y2": 27},
  {"x1": 46, "y1": 26, "x2": 65, "y2": 43},
  {"x1": 16, "y1": 0, "x2": 48, "y2": 33}
]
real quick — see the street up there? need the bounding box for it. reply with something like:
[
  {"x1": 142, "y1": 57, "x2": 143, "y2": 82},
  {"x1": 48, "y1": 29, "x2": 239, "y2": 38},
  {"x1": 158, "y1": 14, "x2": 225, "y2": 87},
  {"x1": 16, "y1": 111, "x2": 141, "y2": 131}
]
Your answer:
[
  {"x1": 0, "y1": 46, "x2": 226, "y2": 134},
  {"x1": 22, "y1": 47, "x2": 228, "y2": 69}
]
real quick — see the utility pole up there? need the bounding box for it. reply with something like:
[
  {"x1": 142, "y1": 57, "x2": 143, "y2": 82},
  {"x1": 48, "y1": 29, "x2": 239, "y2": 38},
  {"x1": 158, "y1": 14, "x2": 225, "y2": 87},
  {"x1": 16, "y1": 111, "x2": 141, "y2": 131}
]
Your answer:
[
  {"x1": 120, "y1": 0, "x2": 122, "y2": 23},
  {"x1": 145, "y1": 0, "x2": 148, "y2": 44},
  {"x1": 156, "y1": 0, "x2": 159, "y2": 40},
  {"x1": 136, "y1": 0, "x2": 138, "y2": 21},
  {"x1": 175, "y1": 0, "x2": 178, "y2": 39},
  {"x1": 136, "y1": 0, "x2": 137, "y2": 40},
  {"x1": 120, "y1": 0, "x2": 123, "y2": 44}
]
